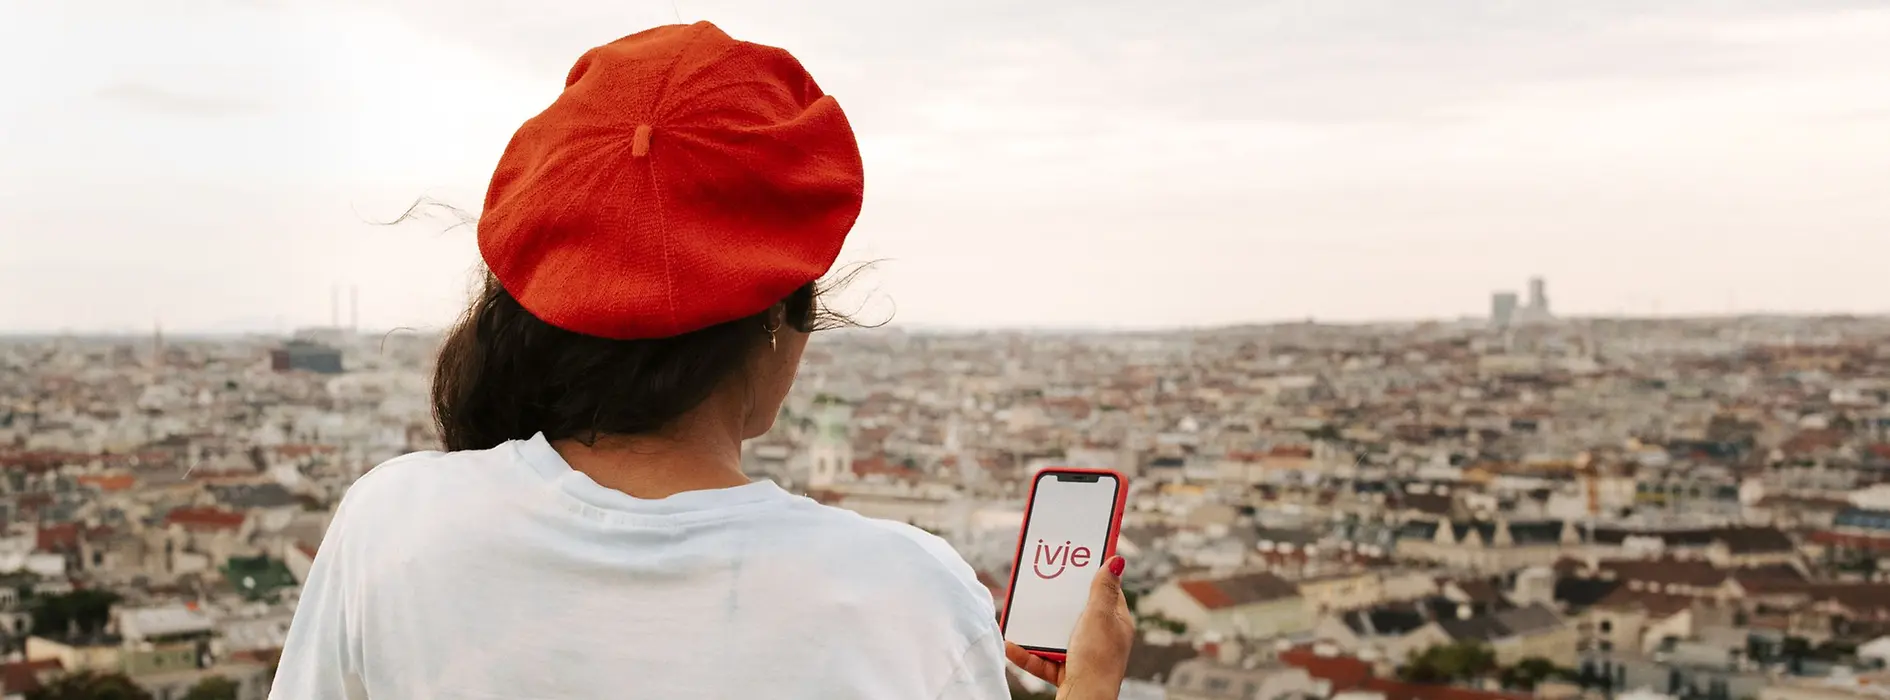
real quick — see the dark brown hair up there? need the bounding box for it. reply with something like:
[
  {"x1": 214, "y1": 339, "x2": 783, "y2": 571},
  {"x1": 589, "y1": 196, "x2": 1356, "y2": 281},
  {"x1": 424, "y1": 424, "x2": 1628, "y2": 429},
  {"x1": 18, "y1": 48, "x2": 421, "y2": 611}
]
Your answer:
[{"x1": 430, "y1": 272, "x2": 849, "y2": 452}]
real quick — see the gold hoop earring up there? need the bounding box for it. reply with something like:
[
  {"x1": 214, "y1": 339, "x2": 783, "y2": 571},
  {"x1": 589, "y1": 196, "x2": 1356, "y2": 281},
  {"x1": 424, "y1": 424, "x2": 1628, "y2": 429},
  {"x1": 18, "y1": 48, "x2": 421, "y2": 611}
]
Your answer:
[{"x1": 764, "y1": 319, "x2": 782, "y2": 351}]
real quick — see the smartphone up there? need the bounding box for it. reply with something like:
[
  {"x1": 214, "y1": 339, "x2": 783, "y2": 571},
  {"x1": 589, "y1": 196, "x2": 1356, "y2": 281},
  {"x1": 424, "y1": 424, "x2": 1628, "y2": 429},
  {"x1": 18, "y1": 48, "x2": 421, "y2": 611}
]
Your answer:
[{"x1": 999, "y1": 467, "x2": 1129, "y2": 661}]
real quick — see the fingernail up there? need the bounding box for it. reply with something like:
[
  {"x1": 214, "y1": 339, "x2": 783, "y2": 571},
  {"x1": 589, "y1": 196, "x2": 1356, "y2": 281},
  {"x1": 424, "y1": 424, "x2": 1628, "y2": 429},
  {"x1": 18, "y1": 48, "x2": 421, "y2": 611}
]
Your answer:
[{"x1": 1108, "y1": 556, "x2": 1126, "y2": 576}]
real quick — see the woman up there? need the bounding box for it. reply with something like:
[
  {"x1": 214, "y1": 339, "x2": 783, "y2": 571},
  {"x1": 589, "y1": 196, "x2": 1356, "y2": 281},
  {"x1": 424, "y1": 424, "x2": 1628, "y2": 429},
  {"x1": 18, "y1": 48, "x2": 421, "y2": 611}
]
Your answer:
[{"x1": 270, "y1": 21, "x2": 1133, "y2": 700}]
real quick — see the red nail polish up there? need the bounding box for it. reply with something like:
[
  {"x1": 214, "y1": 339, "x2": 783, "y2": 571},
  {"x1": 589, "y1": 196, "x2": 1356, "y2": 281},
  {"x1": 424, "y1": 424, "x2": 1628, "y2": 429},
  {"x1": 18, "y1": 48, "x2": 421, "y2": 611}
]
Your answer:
[{"x1": 1108, "y1": 556, "x2": 1126, "y2": 576}]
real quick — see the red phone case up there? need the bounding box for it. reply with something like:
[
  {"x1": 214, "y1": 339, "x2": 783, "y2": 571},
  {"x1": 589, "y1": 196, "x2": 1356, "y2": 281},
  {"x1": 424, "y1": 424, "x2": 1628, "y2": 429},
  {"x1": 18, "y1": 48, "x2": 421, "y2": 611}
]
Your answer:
[{"x1": 998, "y1": 466, "x2": 1129, "y2": 663}]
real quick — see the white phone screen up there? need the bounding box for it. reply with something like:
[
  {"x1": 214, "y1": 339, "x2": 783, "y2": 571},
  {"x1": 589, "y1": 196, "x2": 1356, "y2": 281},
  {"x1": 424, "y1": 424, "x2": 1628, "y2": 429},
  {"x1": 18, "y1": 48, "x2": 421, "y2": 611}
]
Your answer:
[{"x1": 1002, "y1": 471, "x2": 1122, "y2": 652}]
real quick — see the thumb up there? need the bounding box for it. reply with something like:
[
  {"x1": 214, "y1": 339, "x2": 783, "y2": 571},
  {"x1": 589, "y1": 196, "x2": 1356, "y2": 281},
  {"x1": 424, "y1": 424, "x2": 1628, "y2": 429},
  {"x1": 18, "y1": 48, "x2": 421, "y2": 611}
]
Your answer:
[{"x1": 1088, "y1": 555, "x2": 1125, "y2": 610}]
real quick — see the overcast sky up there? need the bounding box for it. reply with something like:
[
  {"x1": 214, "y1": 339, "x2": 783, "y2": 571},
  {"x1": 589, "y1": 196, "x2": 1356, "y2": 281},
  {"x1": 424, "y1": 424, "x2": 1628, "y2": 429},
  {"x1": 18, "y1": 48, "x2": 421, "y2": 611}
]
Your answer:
[{"x1": 2, "y1": 0, "x2": 1886, "y2": 333}]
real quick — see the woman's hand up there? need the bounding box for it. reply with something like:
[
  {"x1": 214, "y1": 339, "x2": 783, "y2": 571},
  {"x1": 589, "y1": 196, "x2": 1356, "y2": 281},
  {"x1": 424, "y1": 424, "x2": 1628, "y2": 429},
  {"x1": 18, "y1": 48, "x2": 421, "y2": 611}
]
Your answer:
[{"x1": 1005, "y1": 556, "x2": 1134, "y2": 700}]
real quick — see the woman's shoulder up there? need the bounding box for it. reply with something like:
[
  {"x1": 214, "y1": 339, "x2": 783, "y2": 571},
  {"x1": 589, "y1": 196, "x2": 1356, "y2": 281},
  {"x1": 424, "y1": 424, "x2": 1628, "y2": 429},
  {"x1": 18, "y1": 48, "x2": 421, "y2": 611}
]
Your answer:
[
  {"x1": 327, "y1": 444, "x2": 520, "y2": 523},
  {"x1": 778, "y1": 502, "x2": 996, "y2": 616}
]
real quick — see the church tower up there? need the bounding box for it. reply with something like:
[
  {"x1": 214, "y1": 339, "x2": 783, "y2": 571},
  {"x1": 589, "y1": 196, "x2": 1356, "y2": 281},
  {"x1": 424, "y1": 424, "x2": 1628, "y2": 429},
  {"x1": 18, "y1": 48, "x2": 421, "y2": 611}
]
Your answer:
[{"x1": 805, "y1": 396, "x2": 853, "y2": 489}]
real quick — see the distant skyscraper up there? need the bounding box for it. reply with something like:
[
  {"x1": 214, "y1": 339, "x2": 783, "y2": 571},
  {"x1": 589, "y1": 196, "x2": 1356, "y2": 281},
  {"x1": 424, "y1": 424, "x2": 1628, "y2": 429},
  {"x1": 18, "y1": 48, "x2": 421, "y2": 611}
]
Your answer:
[
  {"x1": 150, "y1": 321, "x2": 165, "y2": 369},
  {"x1": 1528, "y1": 276, "x2": 1549, "y2": 315},
  {"x1": 1487, "y1": 277, "x2": 1555, "y2": 327},
  {"x1": 271, "y1": 340, "x2": 344, "y2": 374},
  {"x1": 1491, "y1": 292, "x2": 1519, "y2": 329}
]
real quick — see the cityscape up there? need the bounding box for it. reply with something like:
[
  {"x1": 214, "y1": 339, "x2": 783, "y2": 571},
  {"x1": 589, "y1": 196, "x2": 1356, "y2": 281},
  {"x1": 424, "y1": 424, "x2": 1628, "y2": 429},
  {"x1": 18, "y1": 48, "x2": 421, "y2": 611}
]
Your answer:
[{"x1": 2, "y1": 279, "x2": 1890, "y2": 700}]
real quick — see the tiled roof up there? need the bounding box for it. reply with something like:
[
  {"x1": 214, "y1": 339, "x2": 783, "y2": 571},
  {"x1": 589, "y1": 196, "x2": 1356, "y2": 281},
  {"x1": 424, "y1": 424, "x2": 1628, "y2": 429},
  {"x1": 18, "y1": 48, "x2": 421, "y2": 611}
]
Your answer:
[
  {"x1": 165, "y1": 506, "x2": 247, "y2": 531},
  {"x1": 1591, "y1": 587, "x2": 1693, "y2": 617},
  {"x1": 1176, "y1": 571, "x2": 1301, "y2": 610},
  {"x1": 1399, "y1": 493, "x2": 1453, "y2": 516},
  {"x1": 1279, "y1": 645, "x2": 1531, "y2": 700},
  {"x1": 1809, "y1": 530, "x2": 1890, "y2": 552},
  {"x1": 76, "y1": 474, "x2": 137, "y2": 492},
  {"x1": 36, "y1": 523, "x2": 80, "y2": 552},
  {"x1": 1278, "y1": 646, "x2": 1374, "y2": 690},
  {"x1": 1729, "y1": 564, "x2": 1808, "y2": 593},
  {"x1": 1554, "y1": 577, "x2": 1622, "y2": 611},
  {"x1": 0, "y1": 658, "x2": 64, "y2": 695},
  {"x1": 1709, "y1": 526, "x2": 1796, "y2": 554},
  {"x1": 1756, "y1": 495, "x2": 1853, "y2": 512},
  {"x1": 1342, "y1": 607, "x2": 1430, "y2": 636},
  {"x1": 1600, "y1": 559, "x2": 1728, "y2": 588},
  {"x1": 1439, "y1": 603, "x2": 1563, "y2": 643},
  {"x1": 1253, "y1": 527, "x2": 1321, "y2": 546},
  {"x1": 1806, "y1": 583, "x2": 1890, "y2": 616}
]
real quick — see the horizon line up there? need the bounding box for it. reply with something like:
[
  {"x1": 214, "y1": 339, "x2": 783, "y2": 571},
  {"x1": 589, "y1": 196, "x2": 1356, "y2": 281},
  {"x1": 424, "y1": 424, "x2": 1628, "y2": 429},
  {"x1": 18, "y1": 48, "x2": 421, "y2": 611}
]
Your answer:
[{"x1": 4, "y1": 309, "x2": 1887, "y2": 339}]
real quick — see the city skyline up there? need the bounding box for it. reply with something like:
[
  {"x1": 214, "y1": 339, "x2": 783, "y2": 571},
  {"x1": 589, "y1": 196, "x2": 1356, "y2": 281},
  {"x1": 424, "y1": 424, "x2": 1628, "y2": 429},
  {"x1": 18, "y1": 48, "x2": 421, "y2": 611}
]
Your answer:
[
  {"x1": 6, "y1": 277, "x2": 1890, "y2": 337},
  {"x1": 3, "y1": 0, "x2": 1888, "y2": 333}
]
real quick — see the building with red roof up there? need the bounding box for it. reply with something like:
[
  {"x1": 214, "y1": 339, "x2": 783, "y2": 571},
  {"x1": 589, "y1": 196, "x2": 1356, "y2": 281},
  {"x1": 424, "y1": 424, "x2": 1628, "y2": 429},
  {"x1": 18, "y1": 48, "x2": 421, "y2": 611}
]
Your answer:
[
  {"x1": 0, "y1": 658, "x2": 65, "y2": 695},
  {"x1": 1142, "y1": 571, "x2": 1314, "y2": 639},
  {"x1": 1278, "y1": 644, "x2": 1533, "y2": 700},
  {"x1": 164, "y1": 507, "x2": 248, "y2": 533}
]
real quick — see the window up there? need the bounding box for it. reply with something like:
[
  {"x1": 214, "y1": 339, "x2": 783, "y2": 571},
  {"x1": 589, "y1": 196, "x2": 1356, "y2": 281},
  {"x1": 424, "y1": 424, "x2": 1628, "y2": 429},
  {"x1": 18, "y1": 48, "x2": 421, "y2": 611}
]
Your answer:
[
  {"x1": 1600, "y1": 620, "x2": 1613, "y2": 634},
  {"x1": 1206, "y1": 677, "x2": 1230, "y2": 692}
]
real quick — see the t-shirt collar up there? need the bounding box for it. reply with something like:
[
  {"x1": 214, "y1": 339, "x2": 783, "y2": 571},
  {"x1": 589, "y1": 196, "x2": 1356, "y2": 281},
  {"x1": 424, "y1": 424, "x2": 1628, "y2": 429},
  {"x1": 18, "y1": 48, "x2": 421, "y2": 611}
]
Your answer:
[{"x1": 513, "y1": 431, "x2": 790, "y2": 517}]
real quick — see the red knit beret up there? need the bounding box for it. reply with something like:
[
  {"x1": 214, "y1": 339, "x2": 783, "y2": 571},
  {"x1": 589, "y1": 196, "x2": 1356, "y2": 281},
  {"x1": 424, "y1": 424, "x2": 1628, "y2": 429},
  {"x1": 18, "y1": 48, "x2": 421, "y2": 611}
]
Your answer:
[{"x1": 478, "y1": 22, "x2": 865, "y2": 340}]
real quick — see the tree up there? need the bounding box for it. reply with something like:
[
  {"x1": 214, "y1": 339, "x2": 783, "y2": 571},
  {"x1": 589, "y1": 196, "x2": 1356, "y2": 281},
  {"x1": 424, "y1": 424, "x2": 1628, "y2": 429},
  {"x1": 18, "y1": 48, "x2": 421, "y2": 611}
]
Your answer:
[
  {"x1": 183, "y1": 676, "x2": 239, "y2": 700},
  {"x1": 29, "y1": 589, "x2": 122, "y2": 637},
  {"x1": 26, "y1": 671, "x2": 154, "y2": 700},
  {"x1": 1136, "y1": 612, "x2": 1187, "y2": 634},
  {"x1": 1399, "y1": 642, "x2": 1498, "y2": 684},
  {"x1": 1500, "y1": 657, "x2": 1574, "y2": 691}
]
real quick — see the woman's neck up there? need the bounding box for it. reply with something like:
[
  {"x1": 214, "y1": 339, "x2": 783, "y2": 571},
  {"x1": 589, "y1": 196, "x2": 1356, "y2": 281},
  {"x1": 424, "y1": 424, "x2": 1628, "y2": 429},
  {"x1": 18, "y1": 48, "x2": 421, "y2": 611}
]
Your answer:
[{"x1": 549, "y1": 397, "x2": 752, "y2": 500}]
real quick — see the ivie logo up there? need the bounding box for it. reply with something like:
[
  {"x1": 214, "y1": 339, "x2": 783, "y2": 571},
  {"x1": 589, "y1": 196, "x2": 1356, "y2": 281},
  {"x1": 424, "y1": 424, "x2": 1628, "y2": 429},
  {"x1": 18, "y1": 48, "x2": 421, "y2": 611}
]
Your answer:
[{"x1": 1030, "y1": 539, "x2": 1093, "y2": 580}]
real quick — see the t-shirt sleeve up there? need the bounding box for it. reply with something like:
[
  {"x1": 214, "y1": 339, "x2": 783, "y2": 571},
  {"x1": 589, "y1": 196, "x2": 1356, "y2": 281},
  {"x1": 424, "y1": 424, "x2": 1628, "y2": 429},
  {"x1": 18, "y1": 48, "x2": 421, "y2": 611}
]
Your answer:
[
  {"x1": 270, "y1": 490, "x2": 369, "y2": 699},
  {"x1": 863, "y1": 520, "x2": 1010, "y2": 699},
  {"x1": 931, "y1": 629, "x2": 1013, "y2": 700},
  {"x1": 864, "y1": 518, "x2": 996, "y2": 613}
]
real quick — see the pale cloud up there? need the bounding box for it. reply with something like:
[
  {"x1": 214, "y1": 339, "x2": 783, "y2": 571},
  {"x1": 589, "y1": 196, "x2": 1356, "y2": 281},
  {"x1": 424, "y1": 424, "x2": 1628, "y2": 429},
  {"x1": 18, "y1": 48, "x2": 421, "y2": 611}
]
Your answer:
[{"x1": 95, "y1": 82, "x2": 262, "y2": 117}]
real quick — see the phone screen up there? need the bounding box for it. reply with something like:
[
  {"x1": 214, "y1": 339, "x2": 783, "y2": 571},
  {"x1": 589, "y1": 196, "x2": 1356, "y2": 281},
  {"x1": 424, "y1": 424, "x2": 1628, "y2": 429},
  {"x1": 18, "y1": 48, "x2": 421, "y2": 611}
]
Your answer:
[{"x1": 1002, "y1": 470, "x2": 1123, "y2": 653}]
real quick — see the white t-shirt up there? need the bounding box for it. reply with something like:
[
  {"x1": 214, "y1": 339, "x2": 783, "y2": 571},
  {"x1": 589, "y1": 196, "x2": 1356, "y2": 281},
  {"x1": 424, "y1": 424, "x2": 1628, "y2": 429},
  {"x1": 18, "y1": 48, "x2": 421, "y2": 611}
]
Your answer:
[{"x1": 270, "y1": 433, "x2": 1010, "y2": 700}]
